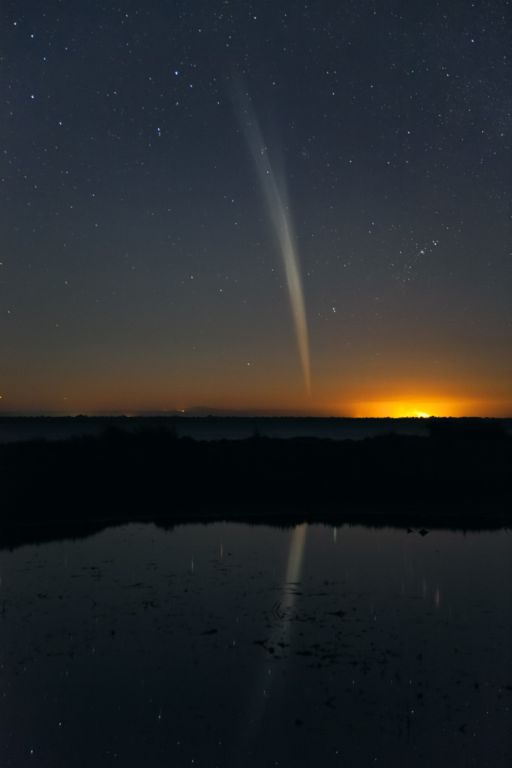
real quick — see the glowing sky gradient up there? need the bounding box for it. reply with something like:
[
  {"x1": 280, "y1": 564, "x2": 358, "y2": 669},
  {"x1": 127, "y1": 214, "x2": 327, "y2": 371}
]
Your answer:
[{"x1": 1, "y1": 1, "x2": 511, "y2": 416}]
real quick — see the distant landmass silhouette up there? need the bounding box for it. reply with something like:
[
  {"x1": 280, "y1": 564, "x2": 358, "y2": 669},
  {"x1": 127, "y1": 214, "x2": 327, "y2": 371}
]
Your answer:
[{"x1": 2, "y1": 414, "x2": 512, "y2": 445}]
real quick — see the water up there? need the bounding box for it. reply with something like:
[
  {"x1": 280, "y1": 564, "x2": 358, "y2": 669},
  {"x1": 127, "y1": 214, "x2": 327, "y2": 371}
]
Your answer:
[{"x1": 1, "y1": 522, "x2": 511, "y2": 767}]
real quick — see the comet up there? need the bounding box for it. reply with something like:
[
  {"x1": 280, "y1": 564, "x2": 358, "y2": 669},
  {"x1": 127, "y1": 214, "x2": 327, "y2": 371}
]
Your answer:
[{"x1": 233, "y1": 86, "x2": 311, "y2": 393}]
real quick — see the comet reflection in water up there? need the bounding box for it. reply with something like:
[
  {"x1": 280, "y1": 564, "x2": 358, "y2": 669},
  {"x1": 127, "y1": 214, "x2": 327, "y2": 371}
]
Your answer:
[
  {"x1": 234, "y1": 88, "x2": 311, "y2": 392},
  {"x1": 284, "y1": 523, "x2": 308, "y2": 599},
  {"x1": 241, "y1": 523, "x2": 308, "y2": 743}
]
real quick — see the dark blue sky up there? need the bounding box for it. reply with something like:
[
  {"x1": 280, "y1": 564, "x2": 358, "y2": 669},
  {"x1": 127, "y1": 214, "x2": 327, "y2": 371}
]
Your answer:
[{"x1": 1, "y1": 1, "x2": 511, "y2": 415}]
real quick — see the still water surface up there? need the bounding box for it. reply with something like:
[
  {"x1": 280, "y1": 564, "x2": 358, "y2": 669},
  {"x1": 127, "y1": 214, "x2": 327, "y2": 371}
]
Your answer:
[{"x1": 1, "y1": 522, "x2": 511, "y2": 767}]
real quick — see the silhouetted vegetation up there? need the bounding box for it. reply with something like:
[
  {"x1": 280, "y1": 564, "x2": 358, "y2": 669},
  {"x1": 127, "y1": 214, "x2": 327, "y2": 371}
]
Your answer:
[{"x1": 1, "y1": 419, "x2": 511, "y2": 548}]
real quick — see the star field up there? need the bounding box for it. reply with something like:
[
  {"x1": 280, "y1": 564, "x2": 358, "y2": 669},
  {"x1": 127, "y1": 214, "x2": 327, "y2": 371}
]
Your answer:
[{"x1": 1, "y1": 1, "x2": 511, "y2": 415}]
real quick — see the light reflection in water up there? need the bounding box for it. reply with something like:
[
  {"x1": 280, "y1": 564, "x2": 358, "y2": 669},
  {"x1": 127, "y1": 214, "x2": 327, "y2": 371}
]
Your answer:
[
  {"x1": 239, "y1": 523, "x2": 308, "y2": 747},
  {"x1": 0, "y1": 523, "x2": 510, "y2": 768}
]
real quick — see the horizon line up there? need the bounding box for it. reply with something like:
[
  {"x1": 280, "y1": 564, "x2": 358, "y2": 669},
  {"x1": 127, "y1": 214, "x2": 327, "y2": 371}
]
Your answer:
[{"x1": 0, "y1": 411, "x2": 511, "y2": 420}]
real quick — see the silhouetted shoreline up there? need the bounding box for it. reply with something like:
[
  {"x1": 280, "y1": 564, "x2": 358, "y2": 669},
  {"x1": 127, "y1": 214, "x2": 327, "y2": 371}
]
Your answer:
[
  {"x1": 2, "y1": 414, "x2": 512, "y2": 444},
  {"x1": 1, "y1": 419, "x2": 511, "y2": 548}
]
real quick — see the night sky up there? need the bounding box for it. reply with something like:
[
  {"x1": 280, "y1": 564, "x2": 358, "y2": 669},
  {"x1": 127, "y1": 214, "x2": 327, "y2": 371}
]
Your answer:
[{"x1": 1, "y1": 1, "x2": 511, "y2": 416}]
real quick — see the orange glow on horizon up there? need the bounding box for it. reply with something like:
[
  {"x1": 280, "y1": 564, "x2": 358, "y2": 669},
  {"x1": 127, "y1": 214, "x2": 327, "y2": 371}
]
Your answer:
[
  {"x1": 347, "y1": 397, "x2": 510, "y2": 418},
  {"x1": 1, "y1": 370, "x2": 511, "y2": 419}
]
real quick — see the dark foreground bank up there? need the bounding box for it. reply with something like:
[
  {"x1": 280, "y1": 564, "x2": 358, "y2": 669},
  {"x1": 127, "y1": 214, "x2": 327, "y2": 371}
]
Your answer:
[{"x1": 1, "y1": 418, "x2": 511, "y2": 546}]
